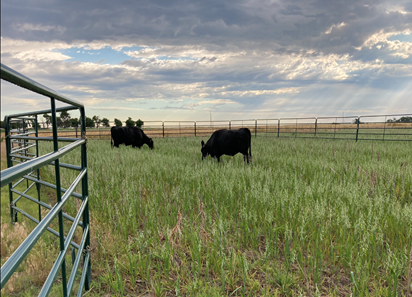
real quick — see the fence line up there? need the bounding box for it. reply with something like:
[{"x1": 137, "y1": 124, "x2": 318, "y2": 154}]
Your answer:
[{"x1": 16, "y1": 113, "x2": 412, "y2": 142}]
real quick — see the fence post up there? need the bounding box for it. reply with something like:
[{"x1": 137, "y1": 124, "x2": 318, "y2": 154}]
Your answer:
[
  {"x1": 295, "y1": 119, "x2": 297, "y2": 138},
  {"x1": 35, "y1": 115, "x2": 41, "y2": 222},
  {"x1": 79, "y1": 107, "x2": 92, "y2": 291},
  {"x1": 76, "y1": 127, "x2": 78, "y2": 138},
  {"x1": 355, "y1": 117, "x2": 360, "y2": 142},
  {"x1": 50, "y1": 97, "x2": 69, "y2": 296},
  {"x1": 255, "y1": 120, "x2": 257, "y2": 138},
  {"x1": 194, "y1": 121, "x2": 196, "y2": 137},
  {"x1": 229, "y1": 121, "x2": 231, "y2": 130},
  {"x1": 383, "y1": 116, "x2": 386, "y2": 141},
  {"x1": 162, "y1": 122, "x2": 165, "y2": 138},
  {"x1": 23, "y1": 119, "x2": 29, "y2": 188},
  {"x1": 5, "y1": 116, "x2": 16, "y2": 224},
  {"x1": 314, "y1": 118, "x2": 317, "y2": 138},
  {"x1": 277, "y1": 119, "x2": 280, "y2": 138}
]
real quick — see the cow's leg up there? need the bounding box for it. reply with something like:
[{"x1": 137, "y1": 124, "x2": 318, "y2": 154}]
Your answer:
[
  {"x1": 217, "y1": 156, "x2": 221, "y2": 163},
  {"x1": 243, "y1": 154, "x2": 249, "y2": 164}
]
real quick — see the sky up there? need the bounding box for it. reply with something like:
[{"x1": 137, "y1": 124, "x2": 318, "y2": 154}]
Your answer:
[{"x1": 1, "y1": 0, "x2": 412, "y2": 123}]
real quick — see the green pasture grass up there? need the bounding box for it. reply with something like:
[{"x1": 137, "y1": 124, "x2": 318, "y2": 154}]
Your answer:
[{"x1": 1, "y1": 136, "x2": 411, "y2": 296}]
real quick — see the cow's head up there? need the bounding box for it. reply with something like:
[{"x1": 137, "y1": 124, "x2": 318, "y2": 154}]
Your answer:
[
  {"x1": 148, "y1": 138, "x2": 154, "y2": 150},
  {"x1": 201, "y1": 140, "x2": 208, "y2": 160}
]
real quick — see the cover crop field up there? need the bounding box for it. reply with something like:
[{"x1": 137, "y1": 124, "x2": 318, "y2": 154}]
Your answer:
[{"x1": 1, "y1": 137, "x2": 411, "y2": 296}]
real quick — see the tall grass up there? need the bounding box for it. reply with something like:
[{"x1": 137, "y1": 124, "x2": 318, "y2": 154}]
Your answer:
[{"x1": 29, "y1": 137, "x2": 412, "y2": 295}]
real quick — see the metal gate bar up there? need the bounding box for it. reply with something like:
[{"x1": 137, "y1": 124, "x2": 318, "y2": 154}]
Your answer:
[{"x1": 1, "y1": 63, "x2": 91, "y2": 296}]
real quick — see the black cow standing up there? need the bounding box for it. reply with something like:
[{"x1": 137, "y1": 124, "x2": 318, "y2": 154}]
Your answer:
[
  {"x1": 201, "y1": 128, "x2": 252, "y2": 163},
  {"x1": 111, "y1": 126, "x2": 154, "y2": 149}
]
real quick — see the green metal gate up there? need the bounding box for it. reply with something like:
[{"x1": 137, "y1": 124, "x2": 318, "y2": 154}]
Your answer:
[{"x1": 1, "y1": 63, "x2": 91, "y2": 296}]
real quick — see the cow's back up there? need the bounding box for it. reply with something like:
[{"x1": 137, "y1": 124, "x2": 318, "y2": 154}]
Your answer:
[
  {"x1": 111, "y1": 126, "x2": 142, "y2": 146},
  {"x1": 207, "y1": 128, "x2": 250, "y2": 156}
]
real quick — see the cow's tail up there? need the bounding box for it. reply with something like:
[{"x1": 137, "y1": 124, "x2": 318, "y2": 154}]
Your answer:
[
  {"x1": 248, "y1": 129, "x2": 252, "y2": 159},
  {"x1": 110, "y1": 126, "x2": 114, "y2": 148}
]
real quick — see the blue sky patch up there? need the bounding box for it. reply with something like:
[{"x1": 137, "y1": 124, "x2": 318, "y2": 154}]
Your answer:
[
  {"x1": 59, "y1": 46, "x2": 145, "y2": 64},
  {"x1": 387, "y1": 33, "x2": 412, "y2": 43},
  {"x1": 58, "y1": 46, "x2": 198, "y2": 64}
]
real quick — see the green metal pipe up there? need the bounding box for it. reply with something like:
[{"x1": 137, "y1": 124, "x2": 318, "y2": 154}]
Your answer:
[
  {"x1": 10, "y1": 143, "x2": 37, "y2": 154},
  {"x1": 76, "y1": 251, "x2": 91, "y2": 297},
  {"x1": 9, "y1": 154, "x2": 82, "y2": 171},
  {"x1": 11, "y1": 182, "x2": 35, "y2": 205},
  {"x1": 10, "y1": 206, "x2": 80, "y2": 250},
  {"x1": 38, "y1": 197, "x2": 88, "y2": 297},
  {"x1": 35, "y1": 115, "x2": 42, "y2": 221},
  {"x1": 1, "y1": 139, "x2": 84, "y2": 187},
  {"x1": 10, "y1": 136, "x2": 80, "y2": 142},
  {"x1": 12, "y1": 175, "x2": 32, "y2": 189},
  {"x1": 80, "y1": 106, "x2": 91, "y2": 290},
  {"x1": 10, "y1": 117, "x2": 36, "y2": 121},
  {"x1": 5, "y1": 116, "x2": 17, "y2": 224},
  {"x1": 7, "y1": 106, "x2": 78, "y2": 119},
  {"x1": 9, "y1": 131, "x2": 36, "y2": 136},
  {"x1": 11, "y1": 140, "x2": 36, "y2": 145},
  {"x1": 50, "y1": 97, "x2": 68, "y2": 297},
  {"x1": 23, "y1": 174, "x2": 82, "y2": 199},
  {"x1": 67, "y1": 223, "x2": 90, "y2": 295},
  {"x1": 10, "y1": 188, "x2": 83, "y2": 227}
]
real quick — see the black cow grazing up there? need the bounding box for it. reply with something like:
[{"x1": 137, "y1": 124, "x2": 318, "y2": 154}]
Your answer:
[
  {"x1": 111, "y1": 126, "x2": 154, "y2": 149},
  {"x1": 201, "y1": 128, "x2": 252, "y2": 163}
]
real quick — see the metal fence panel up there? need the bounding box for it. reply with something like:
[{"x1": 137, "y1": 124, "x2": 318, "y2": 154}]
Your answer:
[{"x1": 1, "y1": 63, "x2": 91, "y2": 296}]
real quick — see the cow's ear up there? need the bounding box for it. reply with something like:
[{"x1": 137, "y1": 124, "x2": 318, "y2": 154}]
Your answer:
[{"x1": 201, "y1": 140, "x2": 205, "y2": 147}]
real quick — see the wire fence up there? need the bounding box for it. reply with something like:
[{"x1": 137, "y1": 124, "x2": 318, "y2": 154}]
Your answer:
[{"x1": 13, "y1": 114, "x2": 412, "y2": 142}]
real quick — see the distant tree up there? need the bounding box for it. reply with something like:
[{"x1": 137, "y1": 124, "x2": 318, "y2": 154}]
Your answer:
[
  {"x1": 126, "y1": 117, "x2": 135, "y2": 127},
  {"x1": 56, "y1": 117, "x2": 63, "y2": 128},
  {"x1": 86, "y1": 117, "x2": 95, "y2": 128},
  {"x1": 92, "y1": 115, "x2": 101, "y2": 128},
  {"x1": 71, "y1": 118, "x2": 80, "y2": 128},
  {"x1": 0, "y1": 121, "x2": 4, "y2": 129},
  {"x1": 398, "y1": 116, "x2": 412, "y2": 123},
  {"x1": 60, "y1": 110, "x2": 71, "y2": 128},
  {"x1": 387, "y1": 116, "x2": 412, "y2": 123},
  {"x1": 101, "y1": 118, "x2": 110, "y2": 127},
  {"x1": 352, "y1": 118, "x2": 362, "y2": 124},
  {"x1": 114, "y1": 118, "x2": 122, "y2": 127},
  {"x1": 43, "y1": 113, "x2": 51, "y2": 128},
  {"x1": 135, "y1": 119, "x2": 144, "y2": 128}
]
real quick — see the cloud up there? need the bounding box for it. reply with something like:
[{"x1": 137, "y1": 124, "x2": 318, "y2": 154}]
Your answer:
[
  {"x1": 325, "y1": 22, "x2": 346, "y2": 35},
  {"x1": 12, "y1": 23, "x2": 66, "y2": 33}
]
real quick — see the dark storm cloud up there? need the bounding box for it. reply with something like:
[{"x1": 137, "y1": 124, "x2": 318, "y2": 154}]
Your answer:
[{"x1": 2, "y1": 0, "x2": 410, "y2": 55}]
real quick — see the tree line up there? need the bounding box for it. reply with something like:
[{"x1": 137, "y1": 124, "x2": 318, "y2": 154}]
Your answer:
[
  {"x1": 0, "y1": 112, "x2": 144, "y2": 129},
  {"x1": 40, "y1": 111, "x2": 110, "y2": 129},
  {"x1": 386, "y1": 116, "x2": 412, "y2": 123}
]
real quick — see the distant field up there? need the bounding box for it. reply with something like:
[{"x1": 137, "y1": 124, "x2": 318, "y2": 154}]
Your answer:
[{"x1": 1, "y1": 137, "x2": 411, "y2": 296}]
